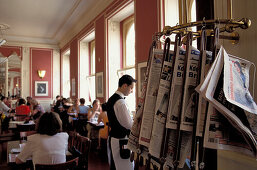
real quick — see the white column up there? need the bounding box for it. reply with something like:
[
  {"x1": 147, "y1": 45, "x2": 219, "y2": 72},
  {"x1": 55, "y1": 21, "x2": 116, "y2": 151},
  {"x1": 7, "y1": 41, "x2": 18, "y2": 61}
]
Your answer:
[{"x1": 5, "y1": 60, "x2": 8, "y2": 96}]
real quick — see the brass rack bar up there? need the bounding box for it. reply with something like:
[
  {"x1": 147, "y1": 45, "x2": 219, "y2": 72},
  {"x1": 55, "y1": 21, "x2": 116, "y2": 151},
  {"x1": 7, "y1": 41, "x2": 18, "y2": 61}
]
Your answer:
[{"x1": 159, "y1": 18, "x2": 251, "y2": 36}]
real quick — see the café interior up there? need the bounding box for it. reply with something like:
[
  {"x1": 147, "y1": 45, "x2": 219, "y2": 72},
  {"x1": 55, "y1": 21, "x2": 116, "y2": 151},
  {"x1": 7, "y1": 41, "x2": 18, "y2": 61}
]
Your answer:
[{"x1": 0, "y1": 0, "x2": 257, "y2": 169}]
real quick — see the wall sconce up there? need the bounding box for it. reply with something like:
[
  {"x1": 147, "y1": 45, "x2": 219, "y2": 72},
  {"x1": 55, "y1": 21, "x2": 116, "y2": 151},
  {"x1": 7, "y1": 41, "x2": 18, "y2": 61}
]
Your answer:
[{"x1": 38, "y1": 70, "x2": 46, "y2": 79}]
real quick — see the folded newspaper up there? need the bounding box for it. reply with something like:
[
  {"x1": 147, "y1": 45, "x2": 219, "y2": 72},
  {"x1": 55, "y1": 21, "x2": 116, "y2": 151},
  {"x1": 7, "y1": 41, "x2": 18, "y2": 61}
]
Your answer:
[{"x1": 196, "y1": 46, "x2": 257, "y2": 157}]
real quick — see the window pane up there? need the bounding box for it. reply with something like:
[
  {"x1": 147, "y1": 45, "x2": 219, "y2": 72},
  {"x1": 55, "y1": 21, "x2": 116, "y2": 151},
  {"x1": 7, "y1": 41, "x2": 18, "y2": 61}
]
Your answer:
[
  {"x1": 125, "y1": 23, "x2": 135, "y2": 67},
  {"x1": 91, "y1": 41, "x2": 95, "y2": 74}
]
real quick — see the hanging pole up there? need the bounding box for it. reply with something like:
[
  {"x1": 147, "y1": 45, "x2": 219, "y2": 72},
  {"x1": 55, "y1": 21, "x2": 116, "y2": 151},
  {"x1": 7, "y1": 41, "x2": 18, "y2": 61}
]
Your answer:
[{"x1": 227, "y1": 0, "x2": 233, "y2": 19}]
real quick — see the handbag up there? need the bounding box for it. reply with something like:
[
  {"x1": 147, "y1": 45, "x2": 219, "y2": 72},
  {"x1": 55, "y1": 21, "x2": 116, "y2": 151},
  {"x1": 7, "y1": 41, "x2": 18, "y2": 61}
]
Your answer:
[{"x1": 119, "y1": 139, "x2": 130, "y2": 159}]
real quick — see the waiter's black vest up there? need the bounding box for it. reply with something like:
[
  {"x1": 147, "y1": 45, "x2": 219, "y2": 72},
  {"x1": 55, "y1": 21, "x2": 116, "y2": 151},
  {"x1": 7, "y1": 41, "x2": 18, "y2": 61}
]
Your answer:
[{"x1": 107, "y1": 93, "x2": 130, "y2": 138}]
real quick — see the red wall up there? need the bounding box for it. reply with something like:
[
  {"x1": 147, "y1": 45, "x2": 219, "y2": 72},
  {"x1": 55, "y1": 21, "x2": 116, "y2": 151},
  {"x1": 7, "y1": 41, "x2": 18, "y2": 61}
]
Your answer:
[
  {"x1": 69, "y1": 38, "x2": 79, "y2": 99},
  {"x1": 30, "y1": 48, "x2": 53, "y2": 99},
  {"x1": 60, "y1": 0, "x2": 160, "y2": 103},
  {"x1": 95, "y1": 15, "x2": 105, "y2": 103},
  {"x1": 135, "y1": 0, "x2": 159, "y2": 63}
]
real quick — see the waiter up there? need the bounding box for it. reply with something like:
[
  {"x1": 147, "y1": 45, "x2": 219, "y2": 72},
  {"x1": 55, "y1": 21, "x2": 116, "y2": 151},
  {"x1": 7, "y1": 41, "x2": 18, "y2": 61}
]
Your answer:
[{"x1": 107, "y1": 74, "x2": 136, "y2": 170}]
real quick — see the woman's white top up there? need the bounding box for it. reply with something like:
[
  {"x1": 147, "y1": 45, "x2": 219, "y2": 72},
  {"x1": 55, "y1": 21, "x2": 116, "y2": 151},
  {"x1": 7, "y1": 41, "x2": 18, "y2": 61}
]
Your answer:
[{"x1": 17, "y1": 132, "x2": 68, "y2": 166}]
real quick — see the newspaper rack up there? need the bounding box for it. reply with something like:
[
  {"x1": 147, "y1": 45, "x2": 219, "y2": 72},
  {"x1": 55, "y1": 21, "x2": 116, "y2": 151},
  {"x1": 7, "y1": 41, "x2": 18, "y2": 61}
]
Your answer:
[{"x1": 131, "y1": 18, "x2": 251, "y2": 170}]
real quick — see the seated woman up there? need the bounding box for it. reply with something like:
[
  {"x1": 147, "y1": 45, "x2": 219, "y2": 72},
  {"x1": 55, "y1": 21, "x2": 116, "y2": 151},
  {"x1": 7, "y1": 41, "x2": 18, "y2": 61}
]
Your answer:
[
  {"x1": 16, "y1": 112, "x2": 68, "y2": 168},
  {"x1": 16, "y1": 98, "x2": 31, "y2": 116},
  {"x1": 87, "y1": 99, "x2": 100, "y2": 138},
  {"x1": 98, "y1": 103, "x2": 109, "y2": 149},
  {"x1": 67, "y1": 98, "x2": 79, "y2": 118},
  {"x1": 30, "y1": 99, "x2": 45, "y2": 121}
]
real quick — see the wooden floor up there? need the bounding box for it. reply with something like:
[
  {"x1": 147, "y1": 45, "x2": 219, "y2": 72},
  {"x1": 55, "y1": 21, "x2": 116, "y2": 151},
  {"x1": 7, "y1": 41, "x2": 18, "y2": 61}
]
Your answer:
[{"x1": 0, "y1": 140, "x2": 109, "y2": 170}]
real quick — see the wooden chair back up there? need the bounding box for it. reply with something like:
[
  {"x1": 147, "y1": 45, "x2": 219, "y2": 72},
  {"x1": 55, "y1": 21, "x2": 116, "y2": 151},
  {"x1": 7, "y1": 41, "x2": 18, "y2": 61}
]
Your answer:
[
  {"x1": 73, "y1": 134, "x2": 91, "y2": 170},
  {"x1": 35, "y1": 157, "x2": 79, "y2": 170},
  {"x1": 16, "y1": 124, "x2": 35, "y2": 132}
]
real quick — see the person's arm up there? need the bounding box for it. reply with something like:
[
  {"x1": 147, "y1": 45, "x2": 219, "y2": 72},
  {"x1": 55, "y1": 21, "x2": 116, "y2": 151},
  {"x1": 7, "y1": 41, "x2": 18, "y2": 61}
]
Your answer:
[
  {"x1": 114, "y1": 100, "x2": 133, "y2": 130},
  {"x1": 16, "y1": 136, "x2": 33, "y2": 164},
  {"x1": 67, "y1": 106, "x2": 73, "y2": 113},
  {"x1": 87, "y1": 109, "x2": 95, "y2": 120},
  {"x1": 98, "y1": 112, "x2": 103, "y2": 124}
]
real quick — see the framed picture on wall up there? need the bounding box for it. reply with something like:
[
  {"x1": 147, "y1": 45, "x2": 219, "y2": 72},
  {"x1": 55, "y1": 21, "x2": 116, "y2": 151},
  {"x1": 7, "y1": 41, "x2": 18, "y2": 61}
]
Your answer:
[
  {"x1": 137, "y1": 62, "x2": 147, "y2": 97},
  {"x1": 35, "y1": 81, "x2": 48, "y2": 96},
  {"x1": 96, "y1": 72, "x2": 104, "y2": 97}
]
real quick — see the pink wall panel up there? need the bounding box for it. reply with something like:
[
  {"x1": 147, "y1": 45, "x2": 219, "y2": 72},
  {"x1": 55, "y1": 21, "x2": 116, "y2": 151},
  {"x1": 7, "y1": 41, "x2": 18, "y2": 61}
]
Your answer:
[
  {"x1": 69, "y1": 38, "x2": 79, "y2": 98},
  {"x1": 95, "y1": 15, "x2": 105, "y2": 102},
  {"x1": 31, "y1": 48, "x2": 52, "y2": 99},
  {"x1": 135, "y1": 0, "x2": 159, "y2": 63}
]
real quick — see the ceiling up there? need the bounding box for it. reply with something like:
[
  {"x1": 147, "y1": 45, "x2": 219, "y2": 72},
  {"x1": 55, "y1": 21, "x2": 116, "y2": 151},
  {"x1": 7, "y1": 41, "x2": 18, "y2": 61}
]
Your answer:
[{"x1": 0, "y1": 0, "x2": 110, "y2": 47}]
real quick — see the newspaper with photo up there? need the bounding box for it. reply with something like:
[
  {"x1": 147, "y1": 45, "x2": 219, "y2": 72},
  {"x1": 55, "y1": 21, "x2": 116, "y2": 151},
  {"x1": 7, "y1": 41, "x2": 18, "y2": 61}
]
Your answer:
[
  {"x1": 223, "y1": 53, "x2": 257, "y2": 114},
  {"x1": 139, "y1": 49, "x2": 171, "y2": 147},
  {"x1": 196, "y1": 46, "x2": 257, "y2": 157},
  {"x1": 149, "y1": 55, "x2": 175, "y2": 158},
  {"x1": 164, "y1": 129, "x2": 192, "y2": 168},
  {"x1": 128, "y1": 46, "x2": 154, "y2": 152},
  {"x1": 166, "y1": 47, "x2": 186, "y2": 129}
]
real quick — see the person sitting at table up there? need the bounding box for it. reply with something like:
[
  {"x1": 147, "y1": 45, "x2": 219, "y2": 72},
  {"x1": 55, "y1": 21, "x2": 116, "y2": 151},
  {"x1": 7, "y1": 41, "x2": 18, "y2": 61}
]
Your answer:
[
  {"x1": 16, "y1": 98, "x2": 31, "y2": 116},
  {"x1": 67, "y1": 98, "x2": 79, "y2": 118},
  {"x1": 52, "y1": 95, "x2": 61, "y2": 106},
  {"x1": 97, "y1": 103, "x2": 109, "y2": 151},
  {"x1": 0, "y1": 96, "x2": 13, "y2": 132},
  {"x1": 4, "y1": 97, "x2": 12, "y2": 108},
  {"x1": 16, "y1": 112, "x2": 68, "y2": 168},
  {"x1": 87, "y1": 99, "x2": 100, "y2": 138},
  {"x1": 54, "y1": 100, "x2": 69, "y2": 131},
  {"x1": 26, "y1": 96, "x2": 32, "y2": 106},
  {"x1": 31, "y1": 99, "x2": 45, "y2": 121},
  {"x1": 79, "y1": 98, "x2": 89, "y2": 115}
]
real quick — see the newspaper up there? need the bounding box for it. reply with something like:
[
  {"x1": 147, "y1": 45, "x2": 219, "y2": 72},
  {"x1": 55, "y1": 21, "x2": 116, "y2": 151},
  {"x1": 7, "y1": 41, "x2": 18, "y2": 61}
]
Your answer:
[
  {"x1": 223, "y1": 53, "x2": 257, "y2": 114},
  {"x1": 196, "y1": 46, "x2": 257, "y2": 157},
  {"x1": 164, "y1": 130, "x2": 192, "y2": 168},
  {"x1": 128, "y1": 46, "x2": 154, "y2": 152},
  {"x1": 149, "y1": 47, "x2": 176, "y2": 158},
  {"x1": 196, "y1": 51, "x2": 213, "y2": 136},
  {"x1": 139, "y1": 49, "x2": 170, "y2": 147},
  {"x1": 166, "y1": 47, "x2": 186, "y2": 129},
  {"x1": 203, "y1": 103, "x2": 254, "y2": 156},
  {"x1": 166, "y1": 47, "x2": 200, "y2": 131}
]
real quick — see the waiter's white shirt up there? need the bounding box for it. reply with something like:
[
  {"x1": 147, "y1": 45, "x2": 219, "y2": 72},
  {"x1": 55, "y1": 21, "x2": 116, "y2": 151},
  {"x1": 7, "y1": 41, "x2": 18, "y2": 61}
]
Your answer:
[
  {"x1": 113, "y1": 91, "x2": 133, "y2": 130},
  {"x1": 109, "y1": 91, "x2": 134, "y2": 170}
]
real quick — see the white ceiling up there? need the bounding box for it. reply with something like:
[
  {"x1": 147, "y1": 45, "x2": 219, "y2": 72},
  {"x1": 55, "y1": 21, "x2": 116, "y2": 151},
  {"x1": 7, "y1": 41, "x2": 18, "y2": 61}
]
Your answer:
[{"x1": 0, "y1": 0, "x2": 108, "y2": 46}]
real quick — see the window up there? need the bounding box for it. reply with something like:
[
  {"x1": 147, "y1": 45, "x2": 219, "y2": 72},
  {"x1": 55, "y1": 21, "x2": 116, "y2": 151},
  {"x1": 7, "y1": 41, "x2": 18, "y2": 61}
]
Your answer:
[
  {"x1": 107, "y1": 2, "x2": 136, "y2": 112},
  {"x1": 79, "y1": 31, "x2": 95, "y2": 104},
  {"x1": 162, "y1": 0, "x2": 196, "y2": 47},
  {"x1": 62, "y1": 50, "x2": 70, "y2": 98}
]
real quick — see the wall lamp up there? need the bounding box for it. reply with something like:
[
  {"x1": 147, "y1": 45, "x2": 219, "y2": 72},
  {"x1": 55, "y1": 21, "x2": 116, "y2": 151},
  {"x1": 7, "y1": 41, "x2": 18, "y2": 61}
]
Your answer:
[{"x1": 38, "y1": 70, "x2": 46, "y2": 79}]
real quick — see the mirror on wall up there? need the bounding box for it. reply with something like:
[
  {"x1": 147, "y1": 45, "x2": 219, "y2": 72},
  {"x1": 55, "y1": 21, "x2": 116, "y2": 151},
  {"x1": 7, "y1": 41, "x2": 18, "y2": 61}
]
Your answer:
[{"x1": 0, "y1": 54, "x2": 21, "y2": 98}]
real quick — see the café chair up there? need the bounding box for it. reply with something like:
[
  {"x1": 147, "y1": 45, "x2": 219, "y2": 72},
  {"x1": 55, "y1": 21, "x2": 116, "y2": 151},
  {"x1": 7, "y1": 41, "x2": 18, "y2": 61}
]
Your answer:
[
  {"x1": 16, "y1": 123, "x2": 35, "y2": 132},
  {"x1": 71, "y1": 134, "x2": 91, "y2": 170},
  {"x1": 35, "y1": 156, "x2": 79, "y2": 170}
]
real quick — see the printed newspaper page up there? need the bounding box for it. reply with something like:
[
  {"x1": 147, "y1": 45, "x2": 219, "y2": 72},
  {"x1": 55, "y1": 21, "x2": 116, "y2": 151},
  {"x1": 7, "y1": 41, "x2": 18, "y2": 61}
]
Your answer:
[
  {"x1": 166, "y1": 47, "x2": 186, "y2": 129},
  {"x1": 164, "y1": 130, "x2": 192, "y2": 168},
  {"x1": 196, "y1": 51, "x2": 213, "y2": 136},
  {"x1": 139, "y1": 49, "x2": 166, "y2": 147},
  {"x1": 180, "y1": 47, "x2": 200, "y2": 131},
  {"x1": 204, "y1": 104, "x2": 254, "y2": 156},
  {"x1": 197, "y1": 46, "x2": 257, "y2": 157},
  {"x1": 149, "y1": 57, "x2": 175, "y2": 158},
  {"x1": 223, "y1": 53, "x2": 257, "y2": 114},
  {"x1": 128, "y1": 47, "x2": 154, "y2": 152},
  {"x1": 149, "y1": 41, "x2": 180, "y2": 158}
]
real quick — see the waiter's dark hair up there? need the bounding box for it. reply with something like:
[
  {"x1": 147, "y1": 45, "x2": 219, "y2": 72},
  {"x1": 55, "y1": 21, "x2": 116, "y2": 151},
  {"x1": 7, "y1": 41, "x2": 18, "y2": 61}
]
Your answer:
[
  {"x1": 37, "y1": 112, "x2": 62, "y2": 136},
  {"x1": 118, "y1": 74, "x2": 137, "y2": 87}
]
